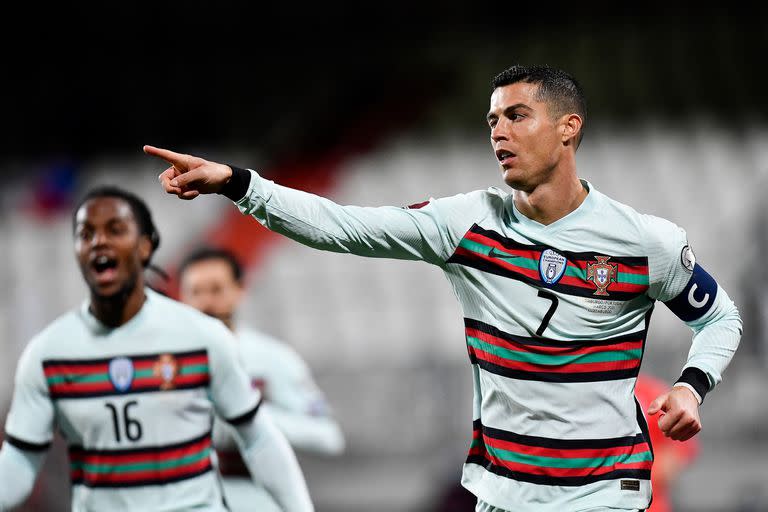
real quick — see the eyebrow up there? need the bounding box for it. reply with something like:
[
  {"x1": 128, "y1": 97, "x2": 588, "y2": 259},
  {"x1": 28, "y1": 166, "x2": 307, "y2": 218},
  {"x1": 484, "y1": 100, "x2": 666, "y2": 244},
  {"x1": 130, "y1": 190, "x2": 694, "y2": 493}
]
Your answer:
[
  {"x1": 486, "y1": 103, "x2": 533, "y2": 122},
  {"x1": 76, "y1": 217, "x2": 128, "y2": 229}
]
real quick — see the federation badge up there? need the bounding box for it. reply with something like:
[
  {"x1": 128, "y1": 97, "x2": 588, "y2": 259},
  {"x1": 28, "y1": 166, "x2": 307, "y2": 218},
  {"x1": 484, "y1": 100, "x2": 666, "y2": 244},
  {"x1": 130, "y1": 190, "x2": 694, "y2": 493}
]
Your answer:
[
  {"x1": 681, "y1": 245, "x2": 696, "y2": 272},
  {"x1": 108, "y1": 357, "x2": 134, "y2": 392},
  {"x1": 538, "y1": 249, "x2": 567, "y2": 285},
  {"x1": 153, "y1": 354, "x2": 179, "y2": 390},
  {"x1": 586, "y1": 255, "x2": 618, "y2": 296}
]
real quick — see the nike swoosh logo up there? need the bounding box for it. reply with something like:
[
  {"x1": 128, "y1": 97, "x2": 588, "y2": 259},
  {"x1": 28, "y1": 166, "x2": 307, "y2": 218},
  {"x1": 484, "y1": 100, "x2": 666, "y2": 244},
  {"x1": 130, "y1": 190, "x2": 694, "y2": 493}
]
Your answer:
[{"x1": 488, "y1": 247, "x2": 520, "y2": 260}]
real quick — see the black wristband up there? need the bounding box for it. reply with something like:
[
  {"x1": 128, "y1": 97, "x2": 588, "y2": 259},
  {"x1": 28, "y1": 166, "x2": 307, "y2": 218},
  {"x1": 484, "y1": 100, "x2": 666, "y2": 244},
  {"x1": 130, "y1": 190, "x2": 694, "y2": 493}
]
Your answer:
[
  {"x1": 218, "y1": 165, "x2": 252, "y2": 201},
  {"x1": 674, "y1": 367, "x2": 711, "y2": 403}
]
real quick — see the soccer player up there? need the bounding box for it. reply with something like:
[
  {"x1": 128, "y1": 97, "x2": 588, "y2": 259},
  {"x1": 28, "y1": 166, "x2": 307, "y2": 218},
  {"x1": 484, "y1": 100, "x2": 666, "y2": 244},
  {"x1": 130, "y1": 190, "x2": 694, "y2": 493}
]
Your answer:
[
  {"x1": 145, "y1": 64, "x2": 742, "y2": 512},
  {"x1": 0, "y1": 186, "x2": 314, "y2": 512},
  {"x1": 178, "y1": 246, "x2": 345, "y2": 511}
]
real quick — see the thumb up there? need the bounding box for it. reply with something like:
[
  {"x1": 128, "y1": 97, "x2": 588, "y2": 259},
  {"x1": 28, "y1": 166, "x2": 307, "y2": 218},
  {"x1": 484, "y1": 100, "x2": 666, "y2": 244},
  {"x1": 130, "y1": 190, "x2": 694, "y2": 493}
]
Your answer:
[
  {"x1": 647, "y1": 393, "x2": 668, "y2": 416},
  {"x1": 170, "y1": 167, "x2": 210, "y2": 189}
]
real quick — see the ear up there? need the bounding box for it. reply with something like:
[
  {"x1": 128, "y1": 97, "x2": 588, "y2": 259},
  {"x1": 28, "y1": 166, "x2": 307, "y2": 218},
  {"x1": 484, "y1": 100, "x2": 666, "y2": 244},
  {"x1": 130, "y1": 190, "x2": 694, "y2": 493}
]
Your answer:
[
  {"x1": 232, "y1": 282, "x2": 245, "y2": 304},
  {"x1": 138, "y1": 235, "x2": 152, "y2": 266},
  {"x1": 561, "y1": 113, "x2": 583, "y2": 147}
]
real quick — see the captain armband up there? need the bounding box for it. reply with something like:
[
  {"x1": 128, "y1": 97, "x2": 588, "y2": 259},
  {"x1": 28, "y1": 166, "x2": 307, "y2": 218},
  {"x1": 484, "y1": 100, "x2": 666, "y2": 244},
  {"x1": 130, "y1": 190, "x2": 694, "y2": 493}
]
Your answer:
[{"x1": 663, "y1": 263, "x2": 718, "y2": 322}]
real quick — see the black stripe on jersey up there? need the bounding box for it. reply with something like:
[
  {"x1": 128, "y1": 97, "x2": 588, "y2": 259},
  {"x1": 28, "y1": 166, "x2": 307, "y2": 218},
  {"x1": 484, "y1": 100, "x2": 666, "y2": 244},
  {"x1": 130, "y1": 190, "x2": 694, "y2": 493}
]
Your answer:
[
  {"x1": 447, "y1": 252, "x2": 643, "y2": 301},
  {"x1": 68, "y1": 430, "x2": 211, "y2": 457},
  {"x1": 478, "y1": 421, "x2": 646, "y2": 450},
  {"x1": 5, "y1": 434, "x2": 51, "y2": 452},
  {"x1": 465, "y1": 318, "x2": 647, "y2": 348},
  {"x1": 42, "y1": 348, "x2": 208, "y2": 368},
  {"x1": 49, "y1": 381, "x2": 209, "y2": 400},
  {"x1": 635, "y1": 398, "x2": 654, "y2": 460},
  {"x1": 469, "y1": 225, "x2": 649, "y2": 267},
  {"x1": 465, "y1": 454, "x2": 651, "y2": 487},
  {"x1": 71, "y1": 466, "x2": 212, "y2": 489},
  {"x1": 471, "y1": 358, "x2": 641, "y2": 383},
  {"x1": 225, "y1": 398, "x2": 262, "y2": 426},
  {"x1": 447, "y1": 224, "x2": 648, "y2": 301}
]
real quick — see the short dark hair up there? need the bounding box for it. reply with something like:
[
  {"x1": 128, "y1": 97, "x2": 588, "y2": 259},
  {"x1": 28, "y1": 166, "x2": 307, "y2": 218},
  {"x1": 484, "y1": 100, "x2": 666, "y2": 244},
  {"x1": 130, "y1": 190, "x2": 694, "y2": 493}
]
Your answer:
[
  {"x1": 491, "y1": 64, "x2": 587, "y2": 147},
  {"x1": 178, "y1": 247, "x2": 243, "y2": 284},
  {"x1": 72, "y1": 185, "x2": 161, "y2": 267}
]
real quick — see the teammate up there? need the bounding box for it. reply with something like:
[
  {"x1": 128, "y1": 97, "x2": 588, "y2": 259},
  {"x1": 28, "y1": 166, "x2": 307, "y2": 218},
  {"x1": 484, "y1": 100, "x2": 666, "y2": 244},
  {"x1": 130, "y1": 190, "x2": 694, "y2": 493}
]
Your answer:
[
  {"x1": 178, "y1": 246, "x2": 345, "y2": 511},
  {"x1": 145, "y1": 64, "x2": 742, "y2": 512},
  {"x1": 0, "y1": 186, "x2": 314, "y2": 512}
]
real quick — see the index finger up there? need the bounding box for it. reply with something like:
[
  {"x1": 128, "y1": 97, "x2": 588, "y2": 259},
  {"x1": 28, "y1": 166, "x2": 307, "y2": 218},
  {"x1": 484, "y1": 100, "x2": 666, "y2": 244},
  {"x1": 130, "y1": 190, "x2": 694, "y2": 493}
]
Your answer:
[{"x1": 143, "y1": 145, "x2": 188, "y2": 166}]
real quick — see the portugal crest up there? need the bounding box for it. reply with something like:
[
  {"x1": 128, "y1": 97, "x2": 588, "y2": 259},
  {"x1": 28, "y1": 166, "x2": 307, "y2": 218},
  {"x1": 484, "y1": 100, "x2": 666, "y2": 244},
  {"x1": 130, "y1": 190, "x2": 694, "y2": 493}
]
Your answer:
[
  {"x1": 586, "y1": 255, "x2": 618, "y2": 296},
  {"x1": 153, "y1": 354, "x2": 179, "y2": 390}
]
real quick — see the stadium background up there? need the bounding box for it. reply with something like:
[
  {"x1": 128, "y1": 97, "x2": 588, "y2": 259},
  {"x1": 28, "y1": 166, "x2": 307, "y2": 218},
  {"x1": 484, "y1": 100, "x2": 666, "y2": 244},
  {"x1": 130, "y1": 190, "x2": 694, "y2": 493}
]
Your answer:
[{"x1": 1, "y1": 5, "x2": 766, "y2": 511}]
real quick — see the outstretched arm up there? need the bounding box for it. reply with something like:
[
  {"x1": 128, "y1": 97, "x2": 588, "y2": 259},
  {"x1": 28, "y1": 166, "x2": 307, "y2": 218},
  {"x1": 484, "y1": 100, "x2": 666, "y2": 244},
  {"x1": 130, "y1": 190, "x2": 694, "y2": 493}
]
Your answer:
[
  {"x1": 145, "y1": 145, "x2": 487, "y2": 265},
  {"x1": 0, "y1": 441, "x2": 47, "y2": 510}
]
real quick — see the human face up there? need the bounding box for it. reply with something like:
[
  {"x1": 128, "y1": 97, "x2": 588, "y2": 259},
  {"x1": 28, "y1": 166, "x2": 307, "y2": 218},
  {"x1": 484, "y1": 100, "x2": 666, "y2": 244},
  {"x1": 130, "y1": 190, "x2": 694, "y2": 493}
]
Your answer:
[
  {"x1": 487, "y1": 82, "x2": 566, "y2": 191},
  {"x1": 179, "y1": 259, "x2": 242, "y2": 326},
  {"x1": 74, "y1": 197, "x2": 150, "y2": 299}
]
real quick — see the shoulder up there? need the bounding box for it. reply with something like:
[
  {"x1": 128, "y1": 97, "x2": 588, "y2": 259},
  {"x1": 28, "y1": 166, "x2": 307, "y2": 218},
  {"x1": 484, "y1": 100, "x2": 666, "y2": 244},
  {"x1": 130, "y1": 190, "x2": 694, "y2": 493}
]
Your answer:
[
  {"x1": 22, "y1": 309, "x2": 83, "y2": 358},
  {"x1": 596, "y1": 189, "x2": 686, "y2": 251},
  {"x1": 432, "y1": 187, "x2": 507, "y2": 207},
  {"x1": 147, "y1": 291, "x2": 236, "y2": 350},
  {"x1": 149, "y1": 290, "x2": 229, "y2": 331},
  {"x1": 422, "y1": 187, "x2": 509, "y2": 224},
  {"x1": 238, "y1": 327, "x2": 309, "y2": 371}
]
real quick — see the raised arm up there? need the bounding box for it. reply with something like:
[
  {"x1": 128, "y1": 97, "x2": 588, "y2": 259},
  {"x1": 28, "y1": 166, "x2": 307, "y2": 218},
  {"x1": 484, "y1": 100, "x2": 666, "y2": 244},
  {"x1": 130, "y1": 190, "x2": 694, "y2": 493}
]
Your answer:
[{"x1": 145, "y1": 145, "x2": 488, "y2": 265}]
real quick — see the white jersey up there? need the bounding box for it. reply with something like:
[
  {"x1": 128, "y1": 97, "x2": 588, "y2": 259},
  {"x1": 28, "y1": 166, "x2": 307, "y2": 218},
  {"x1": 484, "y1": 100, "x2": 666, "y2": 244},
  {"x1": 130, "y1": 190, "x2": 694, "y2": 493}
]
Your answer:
[
  {"x1": 214, "y1": 327, "x2": 343, "y2": 512},
  {"x1": 230, "y1": 170, "x2": 741, "y2": 512},
  {"x1": 4, "y1": 289, "x2": 261, "y2": 512}
]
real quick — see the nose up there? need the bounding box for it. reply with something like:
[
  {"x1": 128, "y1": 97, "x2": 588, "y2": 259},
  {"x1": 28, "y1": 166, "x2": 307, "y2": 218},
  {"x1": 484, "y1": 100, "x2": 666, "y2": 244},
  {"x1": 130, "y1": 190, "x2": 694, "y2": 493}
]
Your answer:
[
  {"x1": 91, "y1": 230, "x2": 110, "y2": 247},
  {"x1": 491, "y1": 120, "x2": 508, "y2": 143}
]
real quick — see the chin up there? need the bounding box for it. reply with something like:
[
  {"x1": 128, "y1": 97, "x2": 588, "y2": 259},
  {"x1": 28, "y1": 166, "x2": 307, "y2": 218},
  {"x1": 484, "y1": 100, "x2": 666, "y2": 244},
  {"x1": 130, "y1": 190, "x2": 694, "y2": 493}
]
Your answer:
[{"x1": 501, "y1": 170, "x2": 525, "y2": 190}]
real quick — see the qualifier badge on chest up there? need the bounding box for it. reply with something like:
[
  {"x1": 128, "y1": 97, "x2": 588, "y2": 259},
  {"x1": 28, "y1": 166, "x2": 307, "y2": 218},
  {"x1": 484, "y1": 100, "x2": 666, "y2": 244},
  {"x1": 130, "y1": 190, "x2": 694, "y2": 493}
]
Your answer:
[{"x1": 539, "y1": 249, "x2": 567, "y2": 285}]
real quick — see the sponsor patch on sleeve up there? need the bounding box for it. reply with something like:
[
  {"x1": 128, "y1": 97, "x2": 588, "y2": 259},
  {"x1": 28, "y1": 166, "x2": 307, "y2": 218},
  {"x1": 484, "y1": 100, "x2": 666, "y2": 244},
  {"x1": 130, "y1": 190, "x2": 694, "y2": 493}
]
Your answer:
[
  {"x1": 681, "y1": 245, "x2": 696, "y2": 272},
  {"x1": 664, "y1": 263, "x2": 718, "y2": 322}
]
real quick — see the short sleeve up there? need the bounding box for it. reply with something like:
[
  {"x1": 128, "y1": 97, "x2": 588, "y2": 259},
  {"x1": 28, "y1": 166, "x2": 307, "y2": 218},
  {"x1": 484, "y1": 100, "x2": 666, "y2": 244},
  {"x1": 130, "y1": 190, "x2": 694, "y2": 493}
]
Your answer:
[
  {"x1": 206, "y1": 322, "x2": 261, "y2": 423},
  {"x1": 5, "y1": 341, "x2": 55, "y2": 448}
]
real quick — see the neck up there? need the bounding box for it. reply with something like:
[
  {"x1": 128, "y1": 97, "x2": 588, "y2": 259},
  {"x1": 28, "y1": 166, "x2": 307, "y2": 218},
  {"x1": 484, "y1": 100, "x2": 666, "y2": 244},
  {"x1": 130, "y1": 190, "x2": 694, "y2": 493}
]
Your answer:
[
  {"x1": 513, "y1": 167, "x2": 587, "y2": 226},
  {"x1": 89, "y1": 279, "x2": 146, "y2": 327}
]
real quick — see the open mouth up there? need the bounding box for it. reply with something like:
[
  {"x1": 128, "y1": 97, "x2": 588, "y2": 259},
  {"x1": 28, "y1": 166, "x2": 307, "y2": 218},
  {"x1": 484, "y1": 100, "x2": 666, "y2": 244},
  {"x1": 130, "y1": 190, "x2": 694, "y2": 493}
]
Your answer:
[
  {"x1": 495, "y1": 149, "x2": 516, "y2": 164},
  {"x1": 90, "y1": 254, "x2": 118, "y2": 282}
]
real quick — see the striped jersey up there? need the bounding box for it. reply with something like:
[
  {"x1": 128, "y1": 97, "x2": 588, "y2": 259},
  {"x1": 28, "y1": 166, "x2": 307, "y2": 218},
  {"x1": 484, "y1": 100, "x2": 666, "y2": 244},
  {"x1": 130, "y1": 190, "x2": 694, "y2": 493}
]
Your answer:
[
  {"x1": 231, "y1": 170, "x2": 741, "y2": 512},
  {"x1": 4, "y1": 289, "x2": 261, "y2": 512}
]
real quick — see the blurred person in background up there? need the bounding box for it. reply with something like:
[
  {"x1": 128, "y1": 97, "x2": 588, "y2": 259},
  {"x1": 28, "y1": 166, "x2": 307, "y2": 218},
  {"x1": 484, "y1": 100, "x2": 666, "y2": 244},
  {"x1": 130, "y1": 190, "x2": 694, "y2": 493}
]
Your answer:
[
  {"x1": 634, "y1": 372, "x2": 698, "y2": 512},
  {"x1": 146, "y1": 63, "x2": 742, "y2": 512},
  {"x1": 0, "y1": 186, "x2": 313, "y2": 512},
  {"x1": 178, "y1": 246, "x2": 345, "y2": 512}
]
